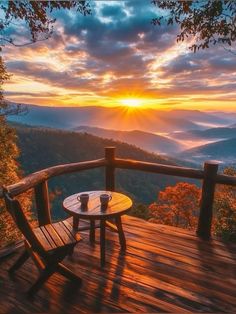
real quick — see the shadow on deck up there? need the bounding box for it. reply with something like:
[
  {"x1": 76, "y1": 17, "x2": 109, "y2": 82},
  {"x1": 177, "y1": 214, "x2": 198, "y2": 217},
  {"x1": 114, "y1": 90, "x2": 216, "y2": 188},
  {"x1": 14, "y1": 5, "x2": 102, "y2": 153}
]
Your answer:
[{"x1": 0, "y1": 215, "x2": 236, "y2": 313}]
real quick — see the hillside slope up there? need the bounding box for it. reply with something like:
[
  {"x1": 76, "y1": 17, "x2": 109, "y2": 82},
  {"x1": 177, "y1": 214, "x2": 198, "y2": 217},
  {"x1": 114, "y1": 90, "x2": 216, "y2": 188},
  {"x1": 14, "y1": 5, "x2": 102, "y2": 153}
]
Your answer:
[
  {"x1": 179, "y1": 138, "x2": 236, "y2": 165},
  {"x1": 167, "y1": 109, "x2": 232, "y2": 126},
  {"x1": 172, "y1": 127, "x2": 236, "y2": 141},
  {"x1": 75, "y1": 126, "x2": 183, "y2": 154},
  {"x1": 15, "y1": 125, "x2": 187, "y2": 219}
]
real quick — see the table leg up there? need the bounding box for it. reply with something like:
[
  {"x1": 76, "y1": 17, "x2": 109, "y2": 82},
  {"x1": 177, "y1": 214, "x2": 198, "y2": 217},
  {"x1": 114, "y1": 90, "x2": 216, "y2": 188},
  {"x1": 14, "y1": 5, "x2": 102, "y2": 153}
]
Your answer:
[
  {"x1": 100, "y1": 219, "x2": 106, "y2": 267},
  {"x1": 115, "y1": 216, "x2": 126, "y2": 251},
  {"x1": 90, "y1": 220, "x2": 96, "y2": 243},
  {"x1": 73, "y1": 216, "x2": 79, "y2": 230}
]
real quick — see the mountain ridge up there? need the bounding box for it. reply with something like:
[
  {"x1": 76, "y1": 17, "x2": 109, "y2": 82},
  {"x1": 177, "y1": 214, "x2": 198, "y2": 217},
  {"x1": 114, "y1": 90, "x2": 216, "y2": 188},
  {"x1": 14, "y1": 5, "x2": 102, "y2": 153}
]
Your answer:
[
  {"x1": 171, "y1": 127, "x2": 236, "y2": 141},
  {"x1": 8, "y1": 103, "x2": 233, "y2": 133},
  {"x1": 74, "y1": 125, "x2": 183, "y2": 154},
  {"x1": 178, "y1": 137, "x2": 236, "y2": 166}
]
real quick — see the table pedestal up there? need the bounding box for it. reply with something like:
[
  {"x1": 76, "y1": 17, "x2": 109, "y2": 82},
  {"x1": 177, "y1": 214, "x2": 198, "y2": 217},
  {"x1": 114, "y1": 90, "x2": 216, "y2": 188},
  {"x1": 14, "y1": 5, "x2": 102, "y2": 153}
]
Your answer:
[{"x1": 73, "y1": 216, "x2": 126, "y2": 267}]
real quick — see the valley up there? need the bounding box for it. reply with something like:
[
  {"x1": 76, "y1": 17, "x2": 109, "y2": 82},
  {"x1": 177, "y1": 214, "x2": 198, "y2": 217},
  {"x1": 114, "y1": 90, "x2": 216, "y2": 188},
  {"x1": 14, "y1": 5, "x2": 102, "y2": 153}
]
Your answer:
[{"x1": 8, "y1": 104, "x2": 236, "y2": 167}]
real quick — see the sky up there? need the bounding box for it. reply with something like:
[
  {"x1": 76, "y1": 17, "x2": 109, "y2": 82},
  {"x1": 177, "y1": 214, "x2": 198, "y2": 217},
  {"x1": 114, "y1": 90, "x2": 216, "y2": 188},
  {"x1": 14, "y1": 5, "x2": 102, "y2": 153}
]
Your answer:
[{"x1": 2, "y1": 0, "x2": 236, "y2": 111}]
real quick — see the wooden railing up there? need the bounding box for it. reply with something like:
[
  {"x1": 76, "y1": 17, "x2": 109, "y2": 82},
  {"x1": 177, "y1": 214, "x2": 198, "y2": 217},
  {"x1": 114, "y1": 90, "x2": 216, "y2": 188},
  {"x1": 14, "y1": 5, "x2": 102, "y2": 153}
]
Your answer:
[{"x1": 1, "y1": 147, "x2": 236, "y2": 240}]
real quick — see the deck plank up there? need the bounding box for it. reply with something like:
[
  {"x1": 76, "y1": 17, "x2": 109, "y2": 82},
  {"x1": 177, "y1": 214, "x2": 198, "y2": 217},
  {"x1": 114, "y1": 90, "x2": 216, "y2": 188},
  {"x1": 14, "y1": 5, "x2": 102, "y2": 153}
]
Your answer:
[{"x1": 0, "y1": 215, "x2": 235, "y2": 313}]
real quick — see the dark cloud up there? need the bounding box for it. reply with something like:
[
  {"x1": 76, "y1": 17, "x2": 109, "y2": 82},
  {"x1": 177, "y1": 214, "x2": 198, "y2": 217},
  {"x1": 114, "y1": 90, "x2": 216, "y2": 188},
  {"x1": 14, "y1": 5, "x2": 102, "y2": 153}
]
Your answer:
[
  {"x1": 155, "y1": 46, "x2": 236, "y2": 98},
  {"x1": 160, "y1": 48, "x2": 236, "y2": 77},
  {"x1": 4, "y1": 91, "x2": 61, "y2": 97},
  {"x1": 100, "y1": 5, "x2": 127, "y2": 19},
  {"x1": 208, "y1": 56, "x2": 236, "y2": 72},
  {"x1": 7, "y1": 61, "x2": 101, "y2": 91},
  {"x1": 62, "y1": 1, "x2": 177, "y2": 59}
]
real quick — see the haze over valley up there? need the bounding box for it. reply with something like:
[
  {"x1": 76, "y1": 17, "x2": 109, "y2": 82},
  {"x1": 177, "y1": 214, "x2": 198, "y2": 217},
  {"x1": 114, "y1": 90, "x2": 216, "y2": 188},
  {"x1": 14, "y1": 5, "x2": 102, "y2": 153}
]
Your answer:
[{"x1": 8, "y1": 104, "x2": 236, "y2": 167}]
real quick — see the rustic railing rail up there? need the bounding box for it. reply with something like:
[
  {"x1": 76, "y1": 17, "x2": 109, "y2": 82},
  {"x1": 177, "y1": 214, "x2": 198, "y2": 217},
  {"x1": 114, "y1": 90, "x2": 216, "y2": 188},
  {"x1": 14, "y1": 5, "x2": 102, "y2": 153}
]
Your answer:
[
  {"x1": 2, "y1": 159, "x2": 106, "y2": 197},
  {"x1": 114, "y1": 158, "x2": 205, "y2": 179},
  {"x1": 1, "y1": 147, "x2": 236, "y2": 240}
]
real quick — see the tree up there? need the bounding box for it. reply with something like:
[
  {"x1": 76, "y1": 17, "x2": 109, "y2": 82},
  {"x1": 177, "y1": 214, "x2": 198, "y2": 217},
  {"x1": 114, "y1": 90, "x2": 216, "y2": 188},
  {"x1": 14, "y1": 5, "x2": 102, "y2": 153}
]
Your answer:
[
  {"x1": 214, "y1": 167, "x2": 236, "y2": 241},
  {"x1": 149, "y1": 182, "x2": 201, "y2": 229},
  {"x1": 148, "y1": 176, "x2": 236, "y2": 242},
  {"x1": 0, "y1": 1, "x2": 91, "y2": 46},
  {"x1": 0, "y1": 56, "x2": 32, "y2": 246},
  {"x1": 152, "y1": 0, "x2": 236, "y2": 53}
]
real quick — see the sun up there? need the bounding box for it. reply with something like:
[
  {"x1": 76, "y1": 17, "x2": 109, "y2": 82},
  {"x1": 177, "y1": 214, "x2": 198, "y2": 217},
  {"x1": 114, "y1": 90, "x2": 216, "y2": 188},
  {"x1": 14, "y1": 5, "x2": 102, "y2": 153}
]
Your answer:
[{"x1": 120, "y1": 98, "x2": 142, "y2": 108}]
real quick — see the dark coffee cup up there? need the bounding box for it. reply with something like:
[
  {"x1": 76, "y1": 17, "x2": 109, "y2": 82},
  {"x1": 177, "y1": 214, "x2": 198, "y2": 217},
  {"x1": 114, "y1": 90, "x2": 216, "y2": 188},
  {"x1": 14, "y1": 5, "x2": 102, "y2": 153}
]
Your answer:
[
  {"x1": 77, "y1": 193, "x2": 89, "y2": 209},
  {"x1": 100, "y1": 193, "x2": 112, "y2": 210}
]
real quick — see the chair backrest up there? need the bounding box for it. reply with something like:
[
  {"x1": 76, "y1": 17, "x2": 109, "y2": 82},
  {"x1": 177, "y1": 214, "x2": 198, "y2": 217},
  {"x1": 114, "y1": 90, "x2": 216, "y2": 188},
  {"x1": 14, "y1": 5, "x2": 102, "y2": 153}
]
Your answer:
[{"x1": 3, "y1": 188, "x2": 45, "y2": 254}]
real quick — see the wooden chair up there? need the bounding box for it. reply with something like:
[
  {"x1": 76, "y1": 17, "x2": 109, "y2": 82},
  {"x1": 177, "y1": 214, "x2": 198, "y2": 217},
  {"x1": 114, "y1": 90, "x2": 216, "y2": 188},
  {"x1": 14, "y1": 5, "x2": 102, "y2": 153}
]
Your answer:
[{"x1": 3, "y1": 189, "x2": 82, "y2": 297}]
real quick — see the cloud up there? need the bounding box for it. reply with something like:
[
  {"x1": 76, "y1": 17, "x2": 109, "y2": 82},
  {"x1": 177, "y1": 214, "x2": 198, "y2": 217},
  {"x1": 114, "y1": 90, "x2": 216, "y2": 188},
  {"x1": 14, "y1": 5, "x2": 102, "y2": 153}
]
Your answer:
[
  {"x1": 100, "y1": 4, "x2": 127, "y2": 19},
  {"x1": 2, "y1": 0, "x2": 236, "y2": 110}
]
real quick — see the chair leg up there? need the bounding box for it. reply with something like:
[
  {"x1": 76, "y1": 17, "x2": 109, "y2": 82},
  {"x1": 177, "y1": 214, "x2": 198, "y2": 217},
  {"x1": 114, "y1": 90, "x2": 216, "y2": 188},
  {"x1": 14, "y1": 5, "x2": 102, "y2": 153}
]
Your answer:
[
  {"x1": 57, "y1": 263, "x2": 82, "y2": 283},
  {"x1": 9, "y1": 249, "x2": 29, "y2": 274},
  {"x1": 27, "y1": 266, "x2": 55, "y2": 297},
  {"x1": 68, "y1": 243, "x2": 76, "y2": 256}
]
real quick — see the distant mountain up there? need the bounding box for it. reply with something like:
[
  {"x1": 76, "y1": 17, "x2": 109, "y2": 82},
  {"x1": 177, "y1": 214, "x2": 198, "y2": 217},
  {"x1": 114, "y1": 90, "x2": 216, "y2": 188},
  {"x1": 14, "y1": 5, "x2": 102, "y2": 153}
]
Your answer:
[
  {"x1": 210, "y1": 111, "x2": 236, "y2": 124},
  {"x1": 171, "y1": 127, "x2": 236, "y2": 141},
  {"x1": 8, "y1": 103, "x2": 231, "y2": 133},
  {"x1": 178, "y1": 138, "x2": 236, "y2": 166},
  {"x1": 15, "y1": 125, "x2": 190, "y2": 219},
  {"x1": 74, "y1": 126, "x2": 182, "y2": 154},
  {"x1": 166, "y1": 109, "x2": 233, "y2": 127}
]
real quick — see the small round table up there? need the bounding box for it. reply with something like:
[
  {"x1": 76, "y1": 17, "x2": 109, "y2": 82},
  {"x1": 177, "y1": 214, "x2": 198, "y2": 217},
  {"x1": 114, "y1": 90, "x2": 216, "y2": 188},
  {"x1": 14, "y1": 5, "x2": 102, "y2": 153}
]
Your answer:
[{"x1": 63, "y1": 190, "x2": 132, "y2": 266}]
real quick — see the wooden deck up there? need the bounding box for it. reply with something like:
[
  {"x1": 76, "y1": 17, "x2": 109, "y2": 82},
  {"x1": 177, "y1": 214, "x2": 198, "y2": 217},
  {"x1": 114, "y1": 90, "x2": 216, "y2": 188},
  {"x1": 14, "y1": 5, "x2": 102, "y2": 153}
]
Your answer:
[{"x1": 0, "y1": 215, "x2": 236, "y2": 313}]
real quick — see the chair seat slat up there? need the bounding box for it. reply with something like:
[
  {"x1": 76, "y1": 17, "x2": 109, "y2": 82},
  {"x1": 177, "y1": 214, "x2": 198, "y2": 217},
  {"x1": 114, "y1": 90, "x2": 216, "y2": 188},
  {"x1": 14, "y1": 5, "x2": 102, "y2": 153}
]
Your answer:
[
  {"x1": 59, "y1": 221, "x2": 76, "y2": 243},
  {"x1": 52, "y1": 222, "x2": 75, "y2": 245},
  {"x1": 40, "y1": 226, "x2": 57, "y2": 250},
  {"x1": 62, "y1": 220, "x2": 82, "y2": 242},
  {"x1": 44, "y1": 224, "x2": 64, "y2": 248},
  {"x1": 34, "y1": 228, "x2": 53, "y2": 251}
]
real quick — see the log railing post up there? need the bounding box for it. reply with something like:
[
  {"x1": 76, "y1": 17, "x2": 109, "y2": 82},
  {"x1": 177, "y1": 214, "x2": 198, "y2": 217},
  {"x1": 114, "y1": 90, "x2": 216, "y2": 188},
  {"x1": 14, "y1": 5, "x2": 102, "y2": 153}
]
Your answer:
[
  {"x1": 105, "y1": 147, "x2": 115, "y2": 191},
  {"x1": 34, "y1": 181, "x2": 51, "y2": 226},
  {"x1": 197, "y1": 161, "x2": 219, "y2": 240}
]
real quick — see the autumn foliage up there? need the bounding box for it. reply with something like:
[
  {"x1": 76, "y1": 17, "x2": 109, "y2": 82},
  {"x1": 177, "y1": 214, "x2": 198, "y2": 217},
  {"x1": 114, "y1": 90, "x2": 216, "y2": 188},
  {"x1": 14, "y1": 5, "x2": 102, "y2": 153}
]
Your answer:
[
  {"x1": 214, "y1": 168, "x2": 236, "y2": 241},
  {"x1": 149, "y1": 175, "x2": 236, "y2": 242},
  {"x1": 0, "y1": 56, "x2": 32, "y2": 247},
  {"x1": 149, "y1": 182, "x2": 201, "y2": 230}
]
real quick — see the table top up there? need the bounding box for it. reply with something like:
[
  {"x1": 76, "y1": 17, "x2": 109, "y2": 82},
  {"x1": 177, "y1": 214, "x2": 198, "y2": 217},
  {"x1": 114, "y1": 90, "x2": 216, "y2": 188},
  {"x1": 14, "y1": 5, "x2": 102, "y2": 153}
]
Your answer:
[{"x1": 63, "y1": 190, "x2": 132, "y2": 219}]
